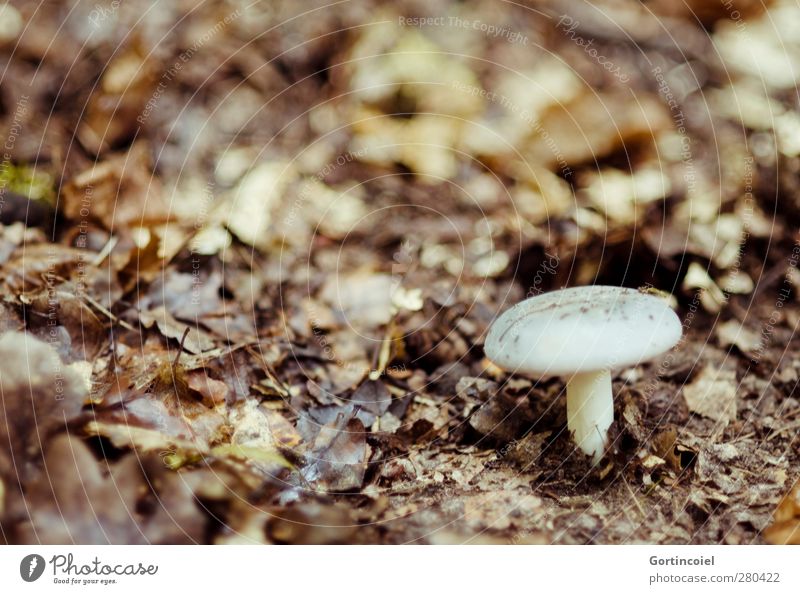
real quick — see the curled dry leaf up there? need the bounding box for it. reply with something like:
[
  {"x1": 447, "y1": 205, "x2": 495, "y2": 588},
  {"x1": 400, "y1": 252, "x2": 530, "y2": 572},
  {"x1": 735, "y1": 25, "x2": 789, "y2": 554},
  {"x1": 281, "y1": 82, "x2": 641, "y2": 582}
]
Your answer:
[
  {"x1": 683, "y1": 262, "x2": 728, "y2": 313},
  {"x1": 186, "y1": 369, "x2": 230, "y2": 405},
  {"x1": 62, "y1": 143, "x2": 172, "y2": 232}
]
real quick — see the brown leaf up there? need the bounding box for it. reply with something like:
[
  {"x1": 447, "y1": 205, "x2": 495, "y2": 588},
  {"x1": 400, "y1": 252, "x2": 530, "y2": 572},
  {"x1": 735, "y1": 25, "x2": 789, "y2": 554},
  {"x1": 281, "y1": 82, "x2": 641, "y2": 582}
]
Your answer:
[
  {"x1": 87, "y1": 388, "x2": 228, "y2": 455},
  {"x1": 266, "y1": 502, "x2": 361, "y2": 544},
  {"x1": 0, "y1": 331, "x2": 87, "y2": 478},
  {"x1": 139, "y1": 307, "x2": 215, "y2": 354},
  {"x1": 12, "y1": 434, "x2": 205, "y2": 544},
  {"x1": 764, "y1": 482, "x2": 800, "y2": 545},
  {"x1": 115, "y1": 231, "x2": 165, "y2": 290},
  {"x1": 469, "y1": 392, "x2": 532, "y2": 443},
  {"x1": 716, "y1": 319, "x2": 762, "y2": 358},
  {"x1": 651, "y1": 428, "x2": 683, "y2": 472},
  {"x1": 682, "y1": 364, "x2": 738, "y2": 425},
  {"x1": 76, "y1": 45, "x2": 158, "y2": 155},
  {"x1": 186, "y1": 369, "x2": 230, "y2": 405},
  {"x1": 140, "y1": 270, "x2": 225, "y2": 321},
  {"x1": 526, "y1": 90, "x2": 670, "y2": 168},
  {"x1": 302, "y1": 416, "x2": 368, "y2": 492},
  {"x1": 62, "y1": 143, "x2": 172, "y2": 231},
  {"x1": 349, "y1": 380, "x2": 392, "y2": 426},
  {"x1": 230, "y1": 399, "x2": 301, "y2": 450}
]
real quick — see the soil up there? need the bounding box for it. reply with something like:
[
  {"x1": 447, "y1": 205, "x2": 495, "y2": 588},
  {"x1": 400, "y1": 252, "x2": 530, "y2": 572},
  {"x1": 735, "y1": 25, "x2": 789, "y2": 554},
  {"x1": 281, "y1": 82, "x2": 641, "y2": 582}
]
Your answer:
[{"x1": 0, "y1": 0, "x2": 798, "y2": 544}]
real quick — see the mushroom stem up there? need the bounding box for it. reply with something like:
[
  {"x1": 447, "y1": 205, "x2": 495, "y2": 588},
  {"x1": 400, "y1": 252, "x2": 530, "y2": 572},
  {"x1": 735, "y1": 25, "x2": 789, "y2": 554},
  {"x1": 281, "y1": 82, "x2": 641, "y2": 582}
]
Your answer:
[{"x1": 566, "y1": 369, "x2": 614, "y2": 463}]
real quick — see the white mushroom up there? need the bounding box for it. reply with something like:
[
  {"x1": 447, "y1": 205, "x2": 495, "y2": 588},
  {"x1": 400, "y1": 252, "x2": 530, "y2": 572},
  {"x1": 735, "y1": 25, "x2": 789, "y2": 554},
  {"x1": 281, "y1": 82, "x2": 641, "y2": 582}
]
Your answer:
[{"x1": 484, "y1": 286, "x2": 682, "y2": 463}]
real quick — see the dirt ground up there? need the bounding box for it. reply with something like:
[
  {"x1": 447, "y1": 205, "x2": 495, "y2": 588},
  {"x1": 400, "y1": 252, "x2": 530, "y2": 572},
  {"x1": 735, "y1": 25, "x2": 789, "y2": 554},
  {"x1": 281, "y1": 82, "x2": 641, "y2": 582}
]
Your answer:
[{"x1": 0, "y1": 0, "x2": 799, "y2": 544}]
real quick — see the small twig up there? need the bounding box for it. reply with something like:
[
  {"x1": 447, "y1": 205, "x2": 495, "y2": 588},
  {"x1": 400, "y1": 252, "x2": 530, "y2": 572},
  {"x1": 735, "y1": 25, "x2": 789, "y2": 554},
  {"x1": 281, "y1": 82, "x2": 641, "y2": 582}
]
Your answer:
[
  {"x1": 622, "y1": 475, "x2": 646, "y2": 519},
  {"x1": 81, "y1": 293, "x2": 136, "y2": 331},
  {"x1": 768, "y1": 420, "x2": 800, "y2": 442},
  {"x1": 732, "y1": 431, "x2": 756, "y2": 443},
  {"x1": 91, "y1": 235, "x2": 118, "y2": 266},
  {"x1": 172, "y1": 326, "x2": 191, "y2": 371},
  {"x1": 753, "y1": 260, "x2": 791, "y2": 298}
]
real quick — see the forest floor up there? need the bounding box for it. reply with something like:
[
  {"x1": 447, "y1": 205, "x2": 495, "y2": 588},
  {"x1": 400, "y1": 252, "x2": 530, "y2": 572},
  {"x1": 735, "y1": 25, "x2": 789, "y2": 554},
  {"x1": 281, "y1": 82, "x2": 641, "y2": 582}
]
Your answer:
[{"x1": 0, "y1": 0, "x2": 799, "y2": 544}]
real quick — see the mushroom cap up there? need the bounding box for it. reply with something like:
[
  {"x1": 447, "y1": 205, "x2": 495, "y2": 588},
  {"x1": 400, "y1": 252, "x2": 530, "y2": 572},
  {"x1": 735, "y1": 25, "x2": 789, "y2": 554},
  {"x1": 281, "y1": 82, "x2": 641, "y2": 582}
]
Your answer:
[{"x1": 484, "y1": 286, "x2": 682, "y2": 376}]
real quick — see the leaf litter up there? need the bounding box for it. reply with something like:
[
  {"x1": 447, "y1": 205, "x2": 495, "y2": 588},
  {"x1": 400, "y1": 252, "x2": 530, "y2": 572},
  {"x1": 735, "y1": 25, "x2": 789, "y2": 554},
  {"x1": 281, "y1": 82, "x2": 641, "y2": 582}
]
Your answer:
[{"x1": 0, "y1": 0, "x2": 798, "y2": 544}]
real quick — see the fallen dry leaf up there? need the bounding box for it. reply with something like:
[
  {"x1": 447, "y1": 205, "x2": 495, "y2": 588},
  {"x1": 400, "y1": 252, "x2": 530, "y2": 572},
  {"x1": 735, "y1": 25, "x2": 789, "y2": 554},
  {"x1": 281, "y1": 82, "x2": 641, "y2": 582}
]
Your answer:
[
  {"x1": 763, "y1": 482, "x2": 800, "y2": 544},
  {"x1": 682, "y1": 364, "x2": 738, "y2": 425},
  {"x1": 186, "y1": 369, "x2": 230, "y2": 405},
  {"x1": 0, "y1": 331, "x2": 87, "y2": 477},
  {"x1": 302, "y1": 415, "x2": 368, "y2": 492},
  {"x1": 716, "y1": 319, "x2": 762, "y2": 357},
  {"x1": 62, "y1": 143, "x2": 172, "y2": 231},
  {"x1": 13, "y1": 434, "x2": 204, "y2": 544},
  {"x1": 139, "y1": 307, "x2": 215, "y2": 354}
]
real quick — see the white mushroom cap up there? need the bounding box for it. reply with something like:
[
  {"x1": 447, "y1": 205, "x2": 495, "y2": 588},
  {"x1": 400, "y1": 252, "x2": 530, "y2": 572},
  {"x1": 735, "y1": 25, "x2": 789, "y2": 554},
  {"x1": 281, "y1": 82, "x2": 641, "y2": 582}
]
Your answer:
[{"x1": 485, "y1": 286, "x2": 682, "y2": 376}]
